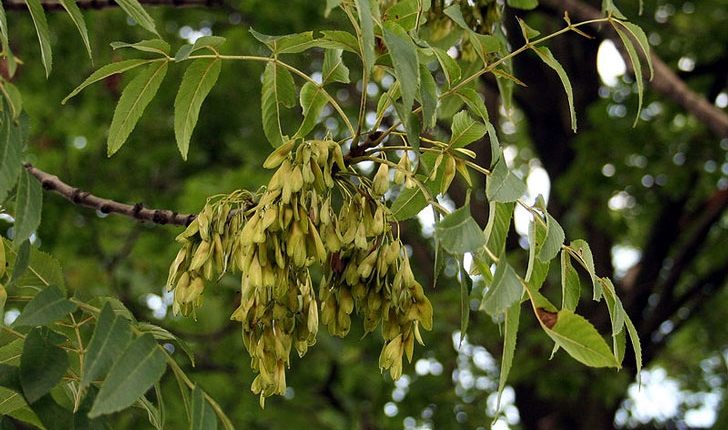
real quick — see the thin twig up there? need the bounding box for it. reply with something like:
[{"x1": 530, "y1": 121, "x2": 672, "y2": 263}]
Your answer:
[{"x1": 23, "y1": 163, "x2": 196, "y2": 226}]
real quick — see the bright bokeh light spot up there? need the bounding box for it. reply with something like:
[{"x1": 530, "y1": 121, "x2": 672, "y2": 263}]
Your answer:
[
  {"x1": 715, "y1": 92, "x2": 728, "y2": 109},
  {"x1": 677, "y1": 56, "x2": 696, "y2": 72},
  {"x1": 597, "y1": 40, "x2": 626, "y2": 86},
  {"x1": 611, "y1": 245, "x2": 641, "y2": 279}
]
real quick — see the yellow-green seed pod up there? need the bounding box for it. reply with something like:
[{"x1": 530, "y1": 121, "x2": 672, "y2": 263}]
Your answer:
[
  {"x1": 263, "y1": 139, "x2": 295, "y2": 169},
  {"x1": 189, "y1": 240, "x2": 211, "y2": 272},
  {"x1": 372, "y1": 162, "x2": 390, "y2": 198}
]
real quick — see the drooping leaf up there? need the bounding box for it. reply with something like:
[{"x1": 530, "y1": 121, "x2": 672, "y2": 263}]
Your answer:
[
  {"x1": 261, "y1": 62, "x2": 297, "y2": 148},
  {"x1": 612, "y1": 21, "x2": 652, "y2": 126},
  {"x1": 82, "y1": 303, "x2": 133, "y2": 390},
  {"x1": 25, "y1": 0, "x2": 52, "y2": 77},
  {"x1": 318, "y1": 30, "x2": 360, "y2": 54},
  {"x1": 58, "y1": 0, "x2": 92, "y2": 59},
  {"x1": 560, "y1": 251, "x2": 581, "y2": 311},
  {"x1": 62, "y1": 59, "x2": 150, "y2": 104},
  {"x1": 12, "y1": 285, "x2": 76, "y2": 328},
  {"x1": 533, "y1": 46, "x2": 576, "y2": 132},
  {"x1": 20, "y1": 327, "x2": 68, "y2": 404},
  {"x1": 541, "y1": 310, "x2": 620, "y2": 368},
  {"x1": 435, "y1": 206, "x2": 486, "y2": 255},
  {"x1": 481, "y1": 201, "x2": 514, "y2": 266},
  {"x1": 419, "y1": 63, "x2": 438, "y2": 128},
  {"x1": 430, "y1": 46, "x2": 461, "y2": 88},
  {"x1": 322, "y1": 48, "x2": 350, "y2": 84},
  {"x1": 443, "y1": 4, "x2": 499, "y2": 63},
  {"x1": 354, "y1": 0, "x2": 377, "y2": 77},
  {"x1": 89, "y1": 333, "x2": 166, "y2": 418},
  {"x1": 382, "y1": 21, "x2": 419, "y2": 113},
  {"x1": 137, "y1": 384, "x2": 164, "y2": 430},
  {"x1": 325, "y1": 0, "x2": 344, "y2": 16},
  {"x1": 296, "y1": 82, "x2": 328, "y2": 138},
  {"x1": 454, "y1": 87, "x2": 489, "y2": 126},
  {"x1": 495, "y1": 300, "x2": 520, "y2": 417},
  {"x1": 624, "y1": 314, "x2": 642, "y2": 377},
  {"x1": 481, "y1": 258, "x2": 523, "y2": 317},
  {"x1": 174, "y1": 58, "x2": 222, "y2": 160},
  {"x1": 114, "y1": 0, "x2": 159, "y2": 36},
  {"x1": 1, "y1": 80, "x2": 23, "y2": 120},
  {"x1": 525, "y1": 216, "x2": 549, "y2": 288},
  {"x1": 568, "y1": 239, "x2": 601, "y2": 300},
  {"x1": 0, "y1": 2, "x2": 17, "y2": 78},
  {"x1": 191, "y1": 385, "x2": 217, "y2": 430},
  {"x1": 107, "y1": 61, "x2": 169, "y2": 156},
  {"x1": 486, "y1": 157, "x2": 527, "y2": 203},
  {"x1": 449, "y1": 111, "x2": 488, "y2": 149},
  {"x1": 0, "y1": 102, "x2": 24, "y2": 202},
  {"x1": 7, "y1": 240, "x2": 30, "y2": 288},
  {"x1": 538, "y1": 213, "x2": 565, "y2": 262},
  {"x1": 13, "y1": 169, "x2": 42, "y2": 246},
  {"x1": 458, "y1": 260, "x2": 472, "y2": 338},
  {"x1": 390, "y1": 185, "x2": 427, "y2": 221},
  {"x1": 110, "y1": 39, "x2": 170, "y2": 55}
]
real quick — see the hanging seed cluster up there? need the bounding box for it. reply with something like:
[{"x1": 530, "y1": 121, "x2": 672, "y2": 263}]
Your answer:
[{"x1": 167, "y1": 139, "x2": 433, "y2": 406}]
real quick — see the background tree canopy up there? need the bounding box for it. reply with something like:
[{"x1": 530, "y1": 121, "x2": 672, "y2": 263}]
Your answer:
[{"x1": 0, "y1": 0, "x2": 727, "y2": 429}]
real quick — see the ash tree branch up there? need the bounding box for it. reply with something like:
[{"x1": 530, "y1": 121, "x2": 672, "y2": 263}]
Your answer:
[
  {"x1": 24, "y1": 163, "x2": 195, "y2": 226},
  {"x1": 539, "y1": 0, "x2": 728, "y2": 138}
]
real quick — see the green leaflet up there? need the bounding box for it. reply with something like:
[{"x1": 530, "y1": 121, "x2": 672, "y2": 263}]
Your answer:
[
  {"x1": 459, "y1": 260, "x2": 472, "y2": 340},
  {"x1": 560, "y1": 250, "x2": 581, "y2": 311},
  {"x1": 482, "y1": 201, "x2": 514, "y2": 266},
  {"x1": 0, "y1": 101, "x2": 24, "y2": 202},
  {"x1": 12, "y1": 286, "x2": 76, "y2": 328},
  {"x1": 191, "y1": 386, "x2": 217, "y2": 430},
  {"x1": 481, "y1": 258, "x2": 522, "y2": 317},
  {"x1": 107, "y1": 60, "x2": 168, "y2": 157},
  {"x1": 20, "y1": 327, "x2": 69, "y2": 404},
  {"x1": 354, "y1": 0, "x2": 378, "y2": 77},
  {"x1": 58, "y1": 0, "x2": 92, "y2": 60},
  {"x1": 390, "y1": 185, "x2": 427, "y2": 221},
  {"x1": 322, "y1": 48, "x2": 350, "y2": 84},
  {"x1": 541, "y1": 310, "x2": 620, "y2": 368},
  {"x1": 114, "y1": 0, "x2": 159, "y2": 36},
  {"x1": 110, "y1": 39, "x2": 170, "y2": 55},
  {"x1": 532, "y1": 46, "x2": 576, "y2": 132},
  {"x1": 82, "y1": 303, "x2": 133, "y2": 390},
  {"x1": 174, "y1": 58, "x2": 222, "y2": 160},
  {"x1": 89, "y1": 333, "x2": 166, "y2": 418},
  {"x1": 419, "y1": 63, "x2": 438, "y2": 129},
  {"x1": 494, "y1": 300, "x2": 520, "y2": 421},
  {"x1": 486, "y1": 156, "x2": 527, "y2": 203},
  {"x1": 612, "y1": 20, "x2": 653, "y2": 126},
  {"x1": 261, "y1": 62, "x2": 296, "y2": 148},
  {"x1": 448, "y1": 111, "x2": 488, "y2": 149},
  {"x1": 296, "y1": 82, "x2": 328, "y2": 139},
  {"x1": 538, "y1": 213, "x2": 565, "y2": 262},
  {"x1": 443, "y1": 4, "x2": 500, "y2": 64},
  {"x1": 435, "y1": 206, "x2": 486, "y2": 255},
  {"x1": 25, "y1": 0, "x2": 52, "y2": 77},
  {"x1": 63, "y1": 59, "x2": 150, "y2": 104},
  {"x1": 382, "y1": 21, "x2": 419, "y2": 114},
  {"x1": 1, "y1": 80, "x2": 22, "y2": 120},
  {"x1": 13, "y1": 169, "x2": 42, "y2": 246},
  {"x1": 567, "y1": 239, "x2": 601, "y2": 301},
  {"x1": 0, "y1": 2, "x2": 17, "y2": 77},
  {"x1": 1, "y1": 240, "x2": 65, "y2": 292},
  {"x1": 430, "y1": 46, "x2": 461, "y2": 88}
]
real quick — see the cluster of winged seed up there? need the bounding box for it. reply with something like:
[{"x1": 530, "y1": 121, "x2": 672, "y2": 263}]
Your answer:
[{"x1": 167, "y1": 139, "x2": 433, "y2": 406}]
